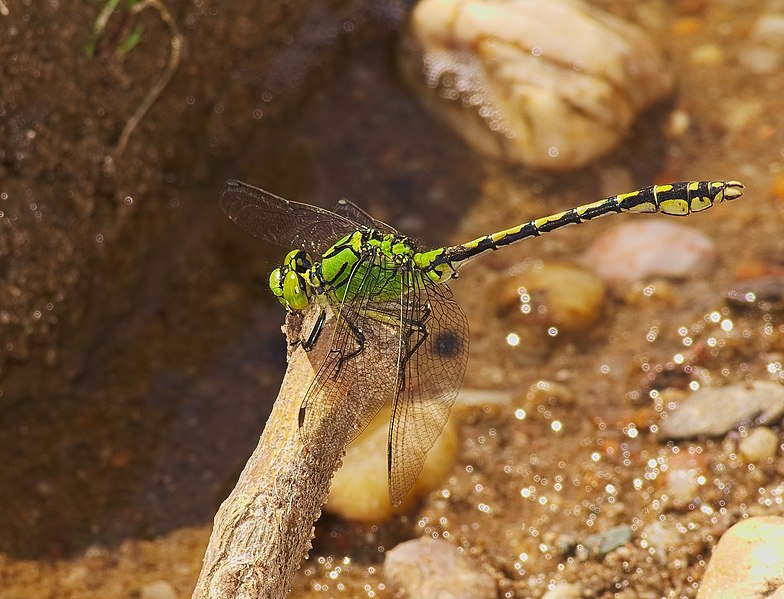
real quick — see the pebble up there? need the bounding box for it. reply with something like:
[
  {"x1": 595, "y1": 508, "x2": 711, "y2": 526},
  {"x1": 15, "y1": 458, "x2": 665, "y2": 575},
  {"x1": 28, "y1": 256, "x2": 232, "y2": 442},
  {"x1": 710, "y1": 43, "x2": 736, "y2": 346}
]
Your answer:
[
  {"x1": 542, "y1": 582, "x2": 582, "y2": 599},
  {"x1": 689, "y1": 43, "x2": 725, "y2": 66},
  {"x1": 522, "y1": 380, "x2": 576, "y2": 414},
  {"x1": 140, "y1": 581, "x2": 177, "y2": 599},
  {"x1": 739, "y1": 427, "x2": 780, "y2": 462},
  {"x1": 399, "y1": 0, "x2": 673, "y2": 170},
  {"x1": 738, "y1": 13, "x2": 784, "y2": 76},
  {"x1": 750, "y1": 13, "x2": 784, "y2": 46},
  {"x1": 578, "y1": 525, "x2": 633, "y2": 560},
  {"x1": 384, "y1": 537, "x2": 496, "y2": 599},
  {"x1": 582, "y1": 221, "x2": 714, "y2": 283},
  {"x1": 727, "y1": 276, "x2": 784, "y2": 312},
  {"x1": 697, "y1": 517, "x2": 784, "y2": 598},
  {"x1": 494, "y1": 262, "x2": 605, "y2": 334},
  {"x1": 325, "y1": 407, "x2": 458, "y2": 521},
  {"x1": 659, "y1": 381, "x2": 784, "y2": 440},
  {"x1": 664, "y1": 451, "x2": 707, "y2": 508},
  {"x1": 641, "y1": 521, "x2": 681, "y2": 565},
  {"x1": 740, "y1": 46, "x2": 781, "y2": 75}
]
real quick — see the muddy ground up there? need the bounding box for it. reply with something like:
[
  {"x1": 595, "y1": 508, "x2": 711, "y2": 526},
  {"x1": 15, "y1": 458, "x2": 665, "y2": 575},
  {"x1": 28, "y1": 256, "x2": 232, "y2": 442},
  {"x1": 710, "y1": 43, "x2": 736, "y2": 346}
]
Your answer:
[{"x1": 1, "y1": 0, "x2": 783, "y2": 598}]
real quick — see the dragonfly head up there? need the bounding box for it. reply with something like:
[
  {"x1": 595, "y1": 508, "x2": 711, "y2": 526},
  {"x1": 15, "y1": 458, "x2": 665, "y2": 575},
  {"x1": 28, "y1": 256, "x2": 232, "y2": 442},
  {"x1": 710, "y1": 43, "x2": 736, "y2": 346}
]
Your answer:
[{"x1": 269, "y1": 249, "x2": 313, "y2": 312}]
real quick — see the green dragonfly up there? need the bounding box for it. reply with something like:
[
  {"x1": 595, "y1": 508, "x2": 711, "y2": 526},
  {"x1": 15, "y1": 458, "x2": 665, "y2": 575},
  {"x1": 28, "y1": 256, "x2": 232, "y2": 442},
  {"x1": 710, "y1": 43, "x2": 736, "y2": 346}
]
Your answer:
[{"x1": 220, "y1": 179, "x2": 743, "y2": 506}]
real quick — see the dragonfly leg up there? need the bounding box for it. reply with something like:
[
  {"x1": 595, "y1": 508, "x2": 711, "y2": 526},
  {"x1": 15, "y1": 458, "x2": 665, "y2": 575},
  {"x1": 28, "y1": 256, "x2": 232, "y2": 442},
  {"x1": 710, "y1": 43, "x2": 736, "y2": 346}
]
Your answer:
[
  {"x1": 302, "y1": 308, "x2": 327, "y2": 352},
  {"x1": 404, "y1": 318, "x2": 429, "y2": 360},
  {"x1": 334, "y1": 311, "x2": 366, "y2": 366}
]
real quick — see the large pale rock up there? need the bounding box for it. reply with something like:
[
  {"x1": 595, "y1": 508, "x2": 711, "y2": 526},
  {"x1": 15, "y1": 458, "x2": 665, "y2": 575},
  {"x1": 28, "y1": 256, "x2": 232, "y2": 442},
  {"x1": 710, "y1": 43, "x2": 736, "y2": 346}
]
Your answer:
[
  {"x1": 400, "y1": 0, "x2": 673, "y2": 170},
  {"x1": 698, "y1": 517, "x2": 784, "y2": 599}
]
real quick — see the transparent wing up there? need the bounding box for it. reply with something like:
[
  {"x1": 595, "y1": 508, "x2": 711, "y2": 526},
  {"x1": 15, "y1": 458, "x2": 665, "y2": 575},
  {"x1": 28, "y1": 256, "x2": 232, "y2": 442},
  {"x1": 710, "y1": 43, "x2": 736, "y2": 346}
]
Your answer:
[
  {"x1": 298, "y1": 247, "x2": 403, "y2": 456},
  {"x1": 220, "y1": 180, "x2": 364, "y2": 256},
  {"x1": 295, "y1": 244, "x2": 469, "y2": 507},
  {"x1": 332, "y1": 198, "x2": 399, "y2": 235},
  {"x1": 388, "y1": 278, "x2": 469, "y2": 506}
]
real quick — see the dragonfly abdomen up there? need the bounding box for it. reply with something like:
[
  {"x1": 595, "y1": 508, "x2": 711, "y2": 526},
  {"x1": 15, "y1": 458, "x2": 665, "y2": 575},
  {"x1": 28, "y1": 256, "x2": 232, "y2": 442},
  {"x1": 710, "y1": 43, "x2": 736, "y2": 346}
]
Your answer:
[{"x1": 429, "y1": 180, "x2": 744, "y2": 279}]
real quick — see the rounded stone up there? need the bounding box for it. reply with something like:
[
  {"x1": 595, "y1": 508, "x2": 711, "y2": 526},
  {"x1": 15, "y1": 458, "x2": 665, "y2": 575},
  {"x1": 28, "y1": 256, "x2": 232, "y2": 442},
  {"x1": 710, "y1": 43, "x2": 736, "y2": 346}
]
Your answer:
[
  {"x1": 494, "y1": 262, "x2": 605, "y2": 334},
  {"x1": 698, "y1": 517, "x2": 784, "y2": 598},
  {"x1": 325, "y1": 408, "x2": 458, "y2": 522},
  {"x1": 400, "y1": 0, "x2": 673, "y2": 170},
  {"x1": 582, "y1": 221, "x2": 715, "y2": 283},
  {"x1": 385, "y1": 537, "x2": 496, "y2": 599},
  {"x1": 739, "y1": 427, "x2": 780, "y2": 462}
]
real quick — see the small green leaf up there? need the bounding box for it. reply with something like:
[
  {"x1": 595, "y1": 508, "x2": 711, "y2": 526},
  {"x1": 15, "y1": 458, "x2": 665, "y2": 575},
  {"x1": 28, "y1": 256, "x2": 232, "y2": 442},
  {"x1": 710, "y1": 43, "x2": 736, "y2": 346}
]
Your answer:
[
  {"x1": 85, "y1": 0, "x2": 123, "y2": 57},
  {"x1": 117, "y1": 24, "x2": 144, "y2": 55}
]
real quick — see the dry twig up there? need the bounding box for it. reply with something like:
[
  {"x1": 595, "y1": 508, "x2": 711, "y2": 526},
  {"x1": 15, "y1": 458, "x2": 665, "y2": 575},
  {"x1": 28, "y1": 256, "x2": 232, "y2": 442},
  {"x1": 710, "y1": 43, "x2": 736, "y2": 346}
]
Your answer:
[
  {"x1": 192, "y1": 307, "x2": 349, "y2": 599},
  {"x1": 114, "y1": 0, "x2": 182, "y2": 157}
]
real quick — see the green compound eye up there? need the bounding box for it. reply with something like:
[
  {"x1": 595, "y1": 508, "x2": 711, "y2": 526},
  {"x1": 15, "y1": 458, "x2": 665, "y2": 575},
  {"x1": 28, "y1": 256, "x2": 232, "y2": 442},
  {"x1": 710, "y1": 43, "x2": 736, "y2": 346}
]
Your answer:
[
  {"x1": 283, "y1": 270, "x2": 309, "y2": 311},
  {"x1": 269, "y1": 268, "x2": 284, "y2": 299}
]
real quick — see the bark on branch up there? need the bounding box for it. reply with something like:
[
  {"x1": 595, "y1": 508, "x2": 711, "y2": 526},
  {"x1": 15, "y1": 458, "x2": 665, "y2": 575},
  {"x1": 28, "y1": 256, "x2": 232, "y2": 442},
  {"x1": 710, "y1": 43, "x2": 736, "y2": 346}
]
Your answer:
[{"x1": 192, "y1": 307, "x2": 344, "y2": 599}]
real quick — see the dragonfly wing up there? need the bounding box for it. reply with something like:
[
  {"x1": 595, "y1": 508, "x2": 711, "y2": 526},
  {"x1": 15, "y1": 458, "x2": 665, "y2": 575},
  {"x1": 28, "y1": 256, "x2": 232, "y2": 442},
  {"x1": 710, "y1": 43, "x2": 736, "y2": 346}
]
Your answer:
[
  {"x1": 298, "y1": 248, "x2": 403, "y2": 456},
  {"x1": 220, "y1": 180, "x2": 364, "y2": 256},
  {"x1": 388, "y1": 279, "x2": 469, "y2": 506},
  {"x1": 332, "y1": 198, "x2": 399, "y2": 235}
]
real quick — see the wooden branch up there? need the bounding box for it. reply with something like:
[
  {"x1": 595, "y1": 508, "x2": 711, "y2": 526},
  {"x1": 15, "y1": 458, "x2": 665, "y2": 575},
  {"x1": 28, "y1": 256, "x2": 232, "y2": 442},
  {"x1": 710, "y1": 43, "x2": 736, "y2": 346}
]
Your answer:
[{"x1": 192, "y1": 307, "x2": 345, "y2": 599}]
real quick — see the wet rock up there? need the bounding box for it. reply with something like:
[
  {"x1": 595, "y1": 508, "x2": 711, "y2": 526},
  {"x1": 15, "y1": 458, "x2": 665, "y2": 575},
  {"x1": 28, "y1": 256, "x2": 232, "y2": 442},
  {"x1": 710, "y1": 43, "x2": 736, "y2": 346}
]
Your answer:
[
  {"x1": 140, "y1": 581, "x2": 177, "y2": 599},
  {"x1": 739, "y1": 13, "x2": 784, "y2": 75},
  {"x1": 522, "y1": 380, "x2": 576, "y2": 415},
  {"x1": 325, "y1": 408, "x2": 458, "y2": 522},
  {"x1": 641, "y1": 521, "x2": 681, "y2": 565},
  {"x1": 739, "y1": 427, "x2": 780, "y2": 462},
  {"x1": 582, "y1": 221, "x2": 714, "y2": 284},
  {"x1": 659, "y1": 381, "x2": 784, "y2": 440},
  {"x1": 542, "y1": 582, "x2": 581, "y2": 599},
  {"x1": 664, "y1": 451, "x2": 707, "y2": 508},
  {"x1": 727, "y1": 276, "x2": 784, "y2": 312},
  {"x1": 494, "y1": 262, "x2": 605, "y2": 334},
  {"x1": 399, "y1": 0, "x2": 673, "y2": 170},
  {"x1": 690, "y1": 43, "x2": 725, "y2": 67},
  {"x1": 697, "y1": 516, "x2": 784, "y2": 598},
  {"x1": 578, "y1": 525, "x2": 633, "y2": 560},
  {"x1": 384, "y1": 537, "x2": 496, "y2": 599}
]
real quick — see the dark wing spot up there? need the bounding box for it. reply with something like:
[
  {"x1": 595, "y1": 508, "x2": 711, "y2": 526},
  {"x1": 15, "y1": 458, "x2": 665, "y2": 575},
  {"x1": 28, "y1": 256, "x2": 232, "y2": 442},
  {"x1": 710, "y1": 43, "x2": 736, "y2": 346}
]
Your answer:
[{"x1": 432, "y1": 329, "x2": 463, "y2": 359}]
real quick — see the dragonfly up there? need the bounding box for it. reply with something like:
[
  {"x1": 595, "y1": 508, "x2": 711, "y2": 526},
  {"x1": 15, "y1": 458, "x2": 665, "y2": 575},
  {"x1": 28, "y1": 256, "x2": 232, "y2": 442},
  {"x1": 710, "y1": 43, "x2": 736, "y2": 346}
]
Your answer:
[{"x1": 220, "y1": 179, "x2": 744, "y2": 506}]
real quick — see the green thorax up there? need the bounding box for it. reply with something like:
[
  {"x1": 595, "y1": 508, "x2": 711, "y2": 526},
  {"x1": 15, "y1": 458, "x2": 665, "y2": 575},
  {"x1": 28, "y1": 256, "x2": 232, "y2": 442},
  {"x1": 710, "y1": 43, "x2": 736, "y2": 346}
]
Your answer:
[{"x1": 270, "y1": 229, "x2": 447, "y2": 312}]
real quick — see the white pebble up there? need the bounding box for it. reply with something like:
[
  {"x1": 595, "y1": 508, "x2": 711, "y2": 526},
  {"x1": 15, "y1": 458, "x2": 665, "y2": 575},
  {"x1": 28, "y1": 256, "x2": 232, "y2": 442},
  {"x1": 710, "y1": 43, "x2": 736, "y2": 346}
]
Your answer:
[
  {"x1": 740, "y1": 427, "x2": 780, "y2": 462},
  {"x1": 582, "y1": 221, "x2": 714, "y2": 284},
  {"x1": 542, "y1": 582, "x2": 581, "y2": 599},
  {"x1": 666, "y1": 466, "x2": 700, "y2": 507},
  {"x1": 385, "y1": 537, "x2": 496, "y2": 599},
  {"x1": 660, "y1": 381, "x2": 784, "y2": 440},
  {"x1": 750, "y1": 13, "x2": 784, "y2": 46},
  {"x1": 642, "y1": 521, "x2": 681, "y2": 565},
  {"x1": 739, "y1": 45, "x2": 782, "y2": 76},
  {"x1": 698, "y1": 517, "x2": 784, "y2": 598},
  {"x1": 141, "y1": 581, "x2": 177, "y2": 599}
]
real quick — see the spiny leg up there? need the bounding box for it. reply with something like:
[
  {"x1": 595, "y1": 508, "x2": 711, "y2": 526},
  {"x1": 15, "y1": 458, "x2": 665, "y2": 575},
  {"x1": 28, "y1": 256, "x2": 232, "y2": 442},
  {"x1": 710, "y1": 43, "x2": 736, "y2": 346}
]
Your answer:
[{"x1": 302, "y1": 308, "x2": 327, "y2": 352}]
